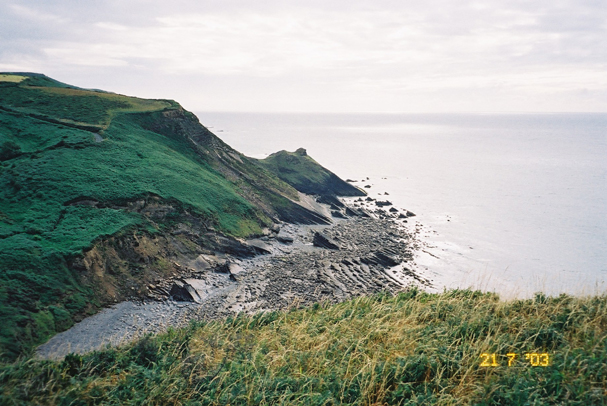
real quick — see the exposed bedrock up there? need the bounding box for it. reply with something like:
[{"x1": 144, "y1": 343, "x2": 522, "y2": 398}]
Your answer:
[
  {"x1": 169, "y1": 280, "x2": 202, "y2": 303},
  {"x1": 316, "y1": 194, "x2": 345, "y2": 208},
  {"x1": 313, "y1": 232, "x2": 341, "y2": 250},
  {"x1": 37, "y1": 210, "x2": 432, "y2": 359}
]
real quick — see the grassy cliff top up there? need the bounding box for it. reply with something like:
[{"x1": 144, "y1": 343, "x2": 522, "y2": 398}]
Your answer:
[
  {"x1": 0, "y1": 73, "x2": 172, "y2": 131},
  {"x1": 1, "y1": 289, "x2": 605, "y2": 405},
  {"x1": 259, "y1": 148, "x2": 366, "y2": 197}
]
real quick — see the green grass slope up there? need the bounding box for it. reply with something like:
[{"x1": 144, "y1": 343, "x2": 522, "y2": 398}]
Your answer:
[
  {"x1": 258, "y1": 148, "x2": 366, "y2": 197},
  {"x1": 0, "y1": 73, "x2": 331, "y2": 360},
  {"x1": 1, "y1": 289, "x2": 605, "y2": 405}
]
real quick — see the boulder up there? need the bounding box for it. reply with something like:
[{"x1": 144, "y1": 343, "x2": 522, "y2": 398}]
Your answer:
[
  {"x1": 214, "y1": 258, "x2": 230, "y2": 273},
  {"x1": 246, "y1": 239, "x2": 273, "y2": 255},
  {"x1": 345, "y1": 207, "x2": 357, "y2": 216},
  {"x1": 313, "y1": 232, "x2": 340, "y2": 250},
  {"x1": 212, "y1": 235, "x2": 259, "y2": 257},
  {"x1": 276, "y1": 229, "x2": 294, "y2": 244},
  {"x1": 406, "y1": 210, "x2": 416, "y2": 217},
  {"x1": 170, "y1": 280, "x2": 202, "y2": 303},
  {"x1": 361, "y1": 250, "x2": 401, "y2": 268},
  {"x1": 359, "y1": 208, "x2": 372, "y2": 218},
  {"x1": 228, "y1": 263, "x2": 246, "y2": 281},
  {"x1": 316, "y1": 194, "x2": 345, "y2": 208},
  {"x1": 331, "y1": 210, "x2": 347, "y2": 218},
  {"x1": 374, "y1": 251, "x2": 401, "y2": 267},
  {"x1": 277, "y1": 235, "x2": 294, "y2": 244},
  {"x1": 375, "y1": 200, "x2": 393, "y2": 207},
  {"x1": 191, "y1": 255, "x2": 212, "y2": 272},
  {"x1": 345, "y1": 207, "x2": 371, "y2": 218}
]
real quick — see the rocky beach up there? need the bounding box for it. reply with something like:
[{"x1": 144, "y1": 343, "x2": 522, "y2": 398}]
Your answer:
[
  {"x1": 3, "y1": 75, "x2": 444, "y2": 361},
  {"x1": 37, "y1": 195, "x2": 433, "y2": 359}
]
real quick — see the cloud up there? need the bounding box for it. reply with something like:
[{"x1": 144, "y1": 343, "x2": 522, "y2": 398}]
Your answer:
[
  {"x1": 95, "y1": 22, "x2": 129, "y2": 31},
  {"x1": 8, "y1": 4, "x2": 70, "y2": 23},
  {"x1": 44, "y1": 46, "x2": 129, "y2": 67},
  {"x1": 1, "y1": 0, "x2": 606, "y2": 112}
]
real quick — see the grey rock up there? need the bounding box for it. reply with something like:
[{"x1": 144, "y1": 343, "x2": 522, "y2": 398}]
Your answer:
[
  {"x1": 169, "y1": 280, "x2": 202, "y2": 303},
  {"x1": 375, "y1": 200, "x2": 393, "y2": 207},
  {"x1": 373, "y1": 250, "x2": 401, "y2": 267},
  {"x1": 215, "y1": 258, "x2": 230, "y2": 273},
  {"x1": 345, "y1": 207, "x2": 371, "y2": 218},
  {"x1": 313, "y1": 232, "x2": 340, "y2": 250},
  {"x1": 246, "y1": 239, "x2": 273, "y2": 255},
  {"x1": 276, "y1": 229, "x2": 295, "y2": 244},
  {"x1": 228, "y1": 263, "x2": 246, "y2": 281},
  {"x1": 316, "y1": 195, "x2": 345, "y2": 208},
  {"x1": 331, "y1": 210, "x2": 346, "y2": 218},
  {"x1": 277, "y1": 235, "x2": 294, "y2": 244}
]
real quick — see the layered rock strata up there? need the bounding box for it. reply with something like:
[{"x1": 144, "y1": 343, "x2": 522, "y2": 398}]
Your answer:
[{"x1": 37, "y1": 204, "x2": 431, "y2": 359}]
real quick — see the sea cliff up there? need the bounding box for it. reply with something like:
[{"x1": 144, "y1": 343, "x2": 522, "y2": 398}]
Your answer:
[{"x1": 0, "y1": 73, "x2": 415, "y2": 360}]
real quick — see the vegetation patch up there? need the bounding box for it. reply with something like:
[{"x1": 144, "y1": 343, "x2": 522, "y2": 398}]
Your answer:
[
  {"x1": 0, "y1": 74, "x2": 27, "y2": 83},
  {"x1": 1, "y1": 289, "x2": 605, "y2": 405},
  {"x1": 0, "y1": 79, "x2": 170, "y2": 129}
]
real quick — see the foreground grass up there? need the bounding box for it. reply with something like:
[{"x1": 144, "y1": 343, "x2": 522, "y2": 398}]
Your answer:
[{"x1": 1, "y1": 289, "x2": 606, "y2": 405}]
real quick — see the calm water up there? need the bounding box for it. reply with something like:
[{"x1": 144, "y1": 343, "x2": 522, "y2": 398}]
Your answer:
[{"x1": 196, "y1": 112, "x2": 607, "y2": 298}]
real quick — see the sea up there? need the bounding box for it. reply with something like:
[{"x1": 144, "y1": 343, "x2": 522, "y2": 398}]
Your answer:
[{"x1": 195, "y1": 112, "x2": 607, "y2": 299}]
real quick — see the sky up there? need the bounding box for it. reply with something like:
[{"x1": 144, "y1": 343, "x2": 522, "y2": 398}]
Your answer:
[{"x1": 1, "y1": 0, "x2": 606, "y2": 113}]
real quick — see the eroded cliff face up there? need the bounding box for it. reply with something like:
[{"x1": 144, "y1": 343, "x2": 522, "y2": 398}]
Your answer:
[
  {"x1": 73, "y1": 232, "x2": 184, "y2": 305},
  {"x1": 131, "y1": 108, "x2": 314, "y2": 220},
  {"x1": 68, "y1": 195, "x2": 275, "y2": 307}
]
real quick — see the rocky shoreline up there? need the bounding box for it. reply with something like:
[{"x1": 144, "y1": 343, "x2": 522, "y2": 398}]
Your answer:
[{"x1": 37, "y1": 197, "x2": 433, "y2": 360}]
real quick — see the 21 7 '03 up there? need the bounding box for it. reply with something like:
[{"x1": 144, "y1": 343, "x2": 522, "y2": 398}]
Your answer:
[{"x1": 480, "y1": 353, "x2": 550, "y2": 367}]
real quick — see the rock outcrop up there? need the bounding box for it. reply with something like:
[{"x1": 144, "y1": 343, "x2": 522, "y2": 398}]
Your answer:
[
  {"x1": 313, "y1": 232, "x2": 341, "y2": 250},
  {"x1": 170, "y1": 280, "x2": 202, "y2": 303},
  {"x1": 258, "y1": 149, "x2": 367, "y2": 197}
]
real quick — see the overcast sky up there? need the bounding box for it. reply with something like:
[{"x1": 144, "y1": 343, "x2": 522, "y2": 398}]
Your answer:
[{"x1": 1, "y1": 0, "x2": 606, "y2": 113}]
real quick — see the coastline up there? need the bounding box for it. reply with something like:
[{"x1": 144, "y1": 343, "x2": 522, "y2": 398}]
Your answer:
[{"x1": 37, "y1": 197, "x2": 432, "y2": 360}]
